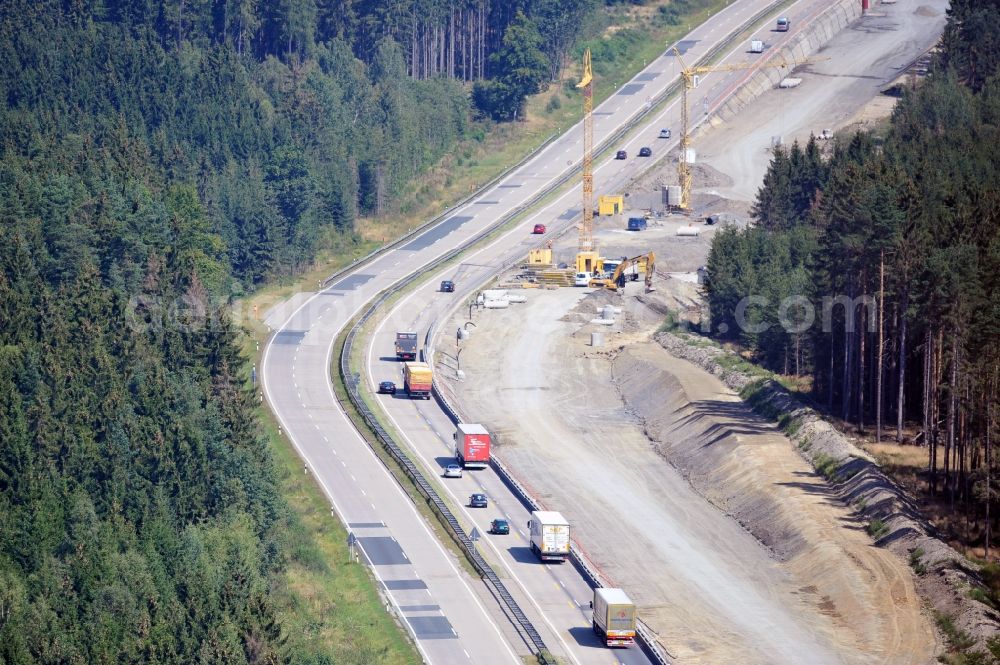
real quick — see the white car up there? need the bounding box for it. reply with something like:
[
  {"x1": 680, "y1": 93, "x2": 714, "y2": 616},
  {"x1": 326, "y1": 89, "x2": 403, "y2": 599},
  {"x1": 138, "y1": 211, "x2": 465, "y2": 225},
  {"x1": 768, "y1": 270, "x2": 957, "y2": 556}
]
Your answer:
[
  {"x1": 574, "y1": 272, "x2": 591, "y2": 287},
  {"x1": 443, "y1": 464, "x2": 463, "y2": 478}
]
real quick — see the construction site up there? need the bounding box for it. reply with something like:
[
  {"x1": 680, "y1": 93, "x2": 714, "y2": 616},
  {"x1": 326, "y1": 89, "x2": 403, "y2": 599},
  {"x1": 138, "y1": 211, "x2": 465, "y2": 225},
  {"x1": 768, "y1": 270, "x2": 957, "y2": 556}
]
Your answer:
[{"x1": 427, "y1": 1, "x2": 966, "y2": 662}]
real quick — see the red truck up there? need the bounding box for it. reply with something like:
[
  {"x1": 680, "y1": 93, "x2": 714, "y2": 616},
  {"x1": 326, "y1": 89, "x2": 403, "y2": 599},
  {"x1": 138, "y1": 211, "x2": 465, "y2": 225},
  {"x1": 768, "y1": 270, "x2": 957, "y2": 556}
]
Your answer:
[{"x1": 454, "y1": 423, "x2": 491, "y2": 468}]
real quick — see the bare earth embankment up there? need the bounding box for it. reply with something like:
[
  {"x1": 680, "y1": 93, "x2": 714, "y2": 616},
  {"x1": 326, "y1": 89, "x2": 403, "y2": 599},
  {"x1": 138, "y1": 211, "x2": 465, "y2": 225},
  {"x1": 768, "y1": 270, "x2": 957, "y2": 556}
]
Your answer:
[{"x1": 440, "y1": 286, "x2": 936, "y2": 664}]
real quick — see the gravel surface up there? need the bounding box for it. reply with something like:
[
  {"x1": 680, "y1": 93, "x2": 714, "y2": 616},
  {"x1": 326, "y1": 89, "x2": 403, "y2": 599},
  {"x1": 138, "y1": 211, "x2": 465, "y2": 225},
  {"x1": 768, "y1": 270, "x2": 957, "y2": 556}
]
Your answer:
[
  {"x1": 441, "y1": 286, "x2": 935, "y2": 664},
  {"x1": 657, "y1": 330, "x2": 1000, "y2": 654}
]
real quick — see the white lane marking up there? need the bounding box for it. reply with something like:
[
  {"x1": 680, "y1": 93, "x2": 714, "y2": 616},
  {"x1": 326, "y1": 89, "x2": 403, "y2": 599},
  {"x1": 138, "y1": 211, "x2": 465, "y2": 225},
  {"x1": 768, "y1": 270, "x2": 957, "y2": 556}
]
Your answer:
[
  {"x1": 259, "y1": 370, "x2": 435, "y2": 665},
  {"x1": 267, "y1": 6, "x2": 806, "y2": 662},
  {"x1": 371, "y1": 330, "x2": 586, "y2": 665},
  {"x1": 358, "y1": 4, "x2": 808, "y2": 655},
  {"x1": 263, "y1": 278, "x2": 521, "y2": 665}
]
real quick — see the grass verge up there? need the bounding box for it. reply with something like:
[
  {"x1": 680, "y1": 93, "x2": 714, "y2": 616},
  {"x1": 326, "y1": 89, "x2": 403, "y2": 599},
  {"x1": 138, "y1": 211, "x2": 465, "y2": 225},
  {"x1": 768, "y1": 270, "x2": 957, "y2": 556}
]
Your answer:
[
  {"x1": 240, "y1": 0, "x2": 759, "y2": 332},
  {"x1": 257, "y1": 391, "x2": 421, "y2": 664},
  {"x1": 240, "y1": 1, "x2": 788, "y2": 659},
  {"x1": 332, "y1": 322, "x2": 484, "y2": 581}
]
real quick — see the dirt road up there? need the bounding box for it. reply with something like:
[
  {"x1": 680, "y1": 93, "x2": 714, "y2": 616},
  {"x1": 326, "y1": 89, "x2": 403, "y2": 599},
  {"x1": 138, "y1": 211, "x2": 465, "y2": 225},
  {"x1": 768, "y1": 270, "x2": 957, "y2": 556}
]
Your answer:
[
  {"x1": 694, "y1": 0, "x2": 948, "y2": 202},
  {"x1": 442, "y1": 287, "x2": 934, "y2": 664}
]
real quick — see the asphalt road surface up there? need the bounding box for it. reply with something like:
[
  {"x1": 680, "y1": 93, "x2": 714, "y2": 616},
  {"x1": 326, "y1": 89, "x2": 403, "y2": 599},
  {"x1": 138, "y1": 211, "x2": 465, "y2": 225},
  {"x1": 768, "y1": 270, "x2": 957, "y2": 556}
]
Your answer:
[
  {"x1": 263, "y1": 1, "x2": 846, "y2": 662},
  {"x1": 699, "y1": 0, "x2": 949, "y2": 201}
]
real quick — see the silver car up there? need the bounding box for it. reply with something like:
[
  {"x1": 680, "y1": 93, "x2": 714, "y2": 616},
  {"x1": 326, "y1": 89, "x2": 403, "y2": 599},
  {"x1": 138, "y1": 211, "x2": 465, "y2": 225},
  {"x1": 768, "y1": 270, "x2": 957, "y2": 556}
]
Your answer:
[{"x1": 443, "y1": 464, "x2": 463, "y2": 478}]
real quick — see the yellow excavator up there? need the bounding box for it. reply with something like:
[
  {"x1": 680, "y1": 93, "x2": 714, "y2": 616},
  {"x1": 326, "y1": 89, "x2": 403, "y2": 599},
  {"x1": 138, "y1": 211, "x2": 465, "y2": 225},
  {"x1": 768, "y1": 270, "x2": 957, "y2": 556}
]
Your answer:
[{"x1": 590, "y1": 252, "x2": 655, "y2": 292}]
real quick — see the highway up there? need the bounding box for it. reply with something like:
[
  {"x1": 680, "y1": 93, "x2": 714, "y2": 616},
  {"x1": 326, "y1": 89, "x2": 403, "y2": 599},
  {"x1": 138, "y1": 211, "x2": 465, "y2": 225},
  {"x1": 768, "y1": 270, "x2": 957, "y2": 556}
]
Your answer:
[{"x1": 261, "y1": 1, "x2": 836, "y2": 662}]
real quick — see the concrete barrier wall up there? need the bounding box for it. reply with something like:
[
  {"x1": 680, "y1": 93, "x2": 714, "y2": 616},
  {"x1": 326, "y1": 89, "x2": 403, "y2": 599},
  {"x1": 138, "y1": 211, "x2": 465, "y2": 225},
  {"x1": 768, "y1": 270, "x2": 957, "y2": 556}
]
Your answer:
[{"x1": 707, "y1": 0, "x2": 866, "y2": 129}]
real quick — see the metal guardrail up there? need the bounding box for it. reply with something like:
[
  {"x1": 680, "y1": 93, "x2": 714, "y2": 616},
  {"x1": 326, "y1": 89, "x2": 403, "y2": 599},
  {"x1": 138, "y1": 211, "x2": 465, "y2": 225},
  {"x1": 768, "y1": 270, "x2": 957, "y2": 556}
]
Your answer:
[
  {"x1": 320, "y1": 133, "x2": 560, "y2": 291},
  {"x1": 321, "y1": 0, "x2": 785, "y2": 295},
  {"x1": 334, "y1": 4, "x2": 791, "y2": 663},
  {"x1": 340, "y1": 320, "x2": 555, "y2": 660},
  {"x1": 432, "y1": 383, "x2": 673, "y2": 665}
]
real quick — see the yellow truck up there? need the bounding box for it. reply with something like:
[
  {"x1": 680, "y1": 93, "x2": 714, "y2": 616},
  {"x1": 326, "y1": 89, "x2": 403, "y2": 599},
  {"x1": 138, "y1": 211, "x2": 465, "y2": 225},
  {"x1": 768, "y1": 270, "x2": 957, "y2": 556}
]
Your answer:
[{"x1": 403, "y1": 362, "x2": 433, "y2": 400}]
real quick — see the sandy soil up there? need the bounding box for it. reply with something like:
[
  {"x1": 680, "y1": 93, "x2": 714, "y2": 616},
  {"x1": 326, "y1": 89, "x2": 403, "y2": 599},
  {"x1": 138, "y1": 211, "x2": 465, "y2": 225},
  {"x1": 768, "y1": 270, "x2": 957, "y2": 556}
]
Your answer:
[
  {"x1": 442, "y1": 285, "x2": 935, "y2": 664},
  {"x1": 684, "y1": 0, "x2": 948, "y2": 204},
  {"x1": 431, "y1": 4, "x2": 952, "y2": 661}
]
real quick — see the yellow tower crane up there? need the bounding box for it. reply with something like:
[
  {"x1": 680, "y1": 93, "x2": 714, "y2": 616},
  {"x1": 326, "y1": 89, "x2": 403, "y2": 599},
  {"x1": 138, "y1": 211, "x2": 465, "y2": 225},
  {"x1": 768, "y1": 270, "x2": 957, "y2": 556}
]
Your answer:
[
  {"x1": 671, "y1": 46, "x2": 829, "y2": 210},
  {"x1": 575, "y1": 48, "x2": 600, "y2": 275}
]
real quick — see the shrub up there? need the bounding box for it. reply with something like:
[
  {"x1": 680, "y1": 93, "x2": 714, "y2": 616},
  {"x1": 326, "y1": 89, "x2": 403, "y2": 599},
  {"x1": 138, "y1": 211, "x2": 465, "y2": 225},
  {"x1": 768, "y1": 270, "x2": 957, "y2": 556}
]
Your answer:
[
  {"x1": 867, "y1": 518, "x2": 889, "y2": 540},
  {"x1": 935, "y1": 611, "x2": 977, "y2": 651},
  {"x1": 978, "y1": 562, "x2": 1000, "y2": 608},
  {"x1": 813, "y1": 452, "x2": 840, "y2": 481}
]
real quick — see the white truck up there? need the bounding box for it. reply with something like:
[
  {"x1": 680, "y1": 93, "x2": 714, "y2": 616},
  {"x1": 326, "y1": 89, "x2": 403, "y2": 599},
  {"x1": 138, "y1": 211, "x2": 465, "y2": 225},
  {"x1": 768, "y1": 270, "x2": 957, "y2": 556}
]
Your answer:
[
  {"x1": 591, "y1": 588, "x2": 637, "y2": 648},
  {"x1": 527, "y1": 511, "x2": 570, "y2": 562}
]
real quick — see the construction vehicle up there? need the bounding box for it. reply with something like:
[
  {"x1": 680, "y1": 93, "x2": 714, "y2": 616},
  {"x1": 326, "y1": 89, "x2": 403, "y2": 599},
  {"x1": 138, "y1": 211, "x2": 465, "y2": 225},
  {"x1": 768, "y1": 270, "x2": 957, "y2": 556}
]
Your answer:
[
  {"x1": 403, "y1": 362, "x2": 432, "y2": 399},
  {"x1": 671, "y1": 47, "x2": 829, "y2": 210},
  {"x1": 527, "y1": 511, "x2": 570, "y2": 562},
  {"x1": 395, "y1": 331, "x2": 418, "y2": 360},
  {"x1": 591, "y1": 588, "x2": 637, "y2": 648},
  {"x1": 591, "y1": 252, "x2": 655, "y2": 292}
]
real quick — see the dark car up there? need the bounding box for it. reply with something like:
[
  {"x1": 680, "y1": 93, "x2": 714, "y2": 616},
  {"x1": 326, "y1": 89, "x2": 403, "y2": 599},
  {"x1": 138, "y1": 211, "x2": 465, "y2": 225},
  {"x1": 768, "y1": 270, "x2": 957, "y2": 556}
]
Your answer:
[
  {"x1": 532, "y1": 223, "x2": 546, "y2": 234},
  {"x1": 440, "y1": 280, "x2": 455, "y2": 292},
  {"x1": 615, "y1": 150, "x2": 627, "y2": 160},
  {"x1": 490, "y1": 519, "x2": 510, "y2": 535},
  {"x1": 627, "y1": 217, "x2": 648, "y2": 231},
  {"x1": 469, "y1": 493, "x2": 488, "y2": 508},
  {"x1": 638, "y1": 146, "x2": 652, "y2": 157},
  {"x1": 378, "y1": 381, "x2": 396, "y2": 394}
]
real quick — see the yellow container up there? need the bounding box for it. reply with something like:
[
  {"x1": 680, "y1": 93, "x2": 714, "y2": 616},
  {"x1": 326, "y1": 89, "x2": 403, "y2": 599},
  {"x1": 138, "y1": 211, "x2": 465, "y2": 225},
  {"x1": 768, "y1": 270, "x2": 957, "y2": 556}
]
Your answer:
[
  {"x1": 528, "y1": 248, "x2": 553, "y2": 265},
  {"x1": 598, "y1": 195, "x2": 624, "y2": 216}
]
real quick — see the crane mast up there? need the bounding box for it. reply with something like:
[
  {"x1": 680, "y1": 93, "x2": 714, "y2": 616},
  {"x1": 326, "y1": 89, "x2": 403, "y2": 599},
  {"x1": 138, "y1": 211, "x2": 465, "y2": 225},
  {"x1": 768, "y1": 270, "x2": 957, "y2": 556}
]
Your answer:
[
  {"x1": 575, "y1": 48, "x2": 600, "y2": 275},
  {"x1": 670, "y1": 46, "x2": 829, "y2": 210}
]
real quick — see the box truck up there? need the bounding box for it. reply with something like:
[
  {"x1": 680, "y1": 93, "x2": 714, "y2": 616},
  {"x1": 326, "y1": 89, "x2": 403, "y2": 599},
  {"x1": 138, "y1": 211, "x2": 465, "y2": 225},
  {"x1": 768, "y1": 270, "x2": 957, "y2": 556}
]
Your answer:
[
  {"x1": 403, "y1": 362, "x2": 432, "y2": 399},
  {"x1": 592, "y1": 588, "x2": 637, "y2": 647},
  {"x1": 395, "y1": 331, "x2": 418, "y2": 361},
  {"x1": 527, "y1": 511, "x2": 570, "y2": 562},
  {"x1": 454, "y1": 423, "x2": 491, "y2": 468}
]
